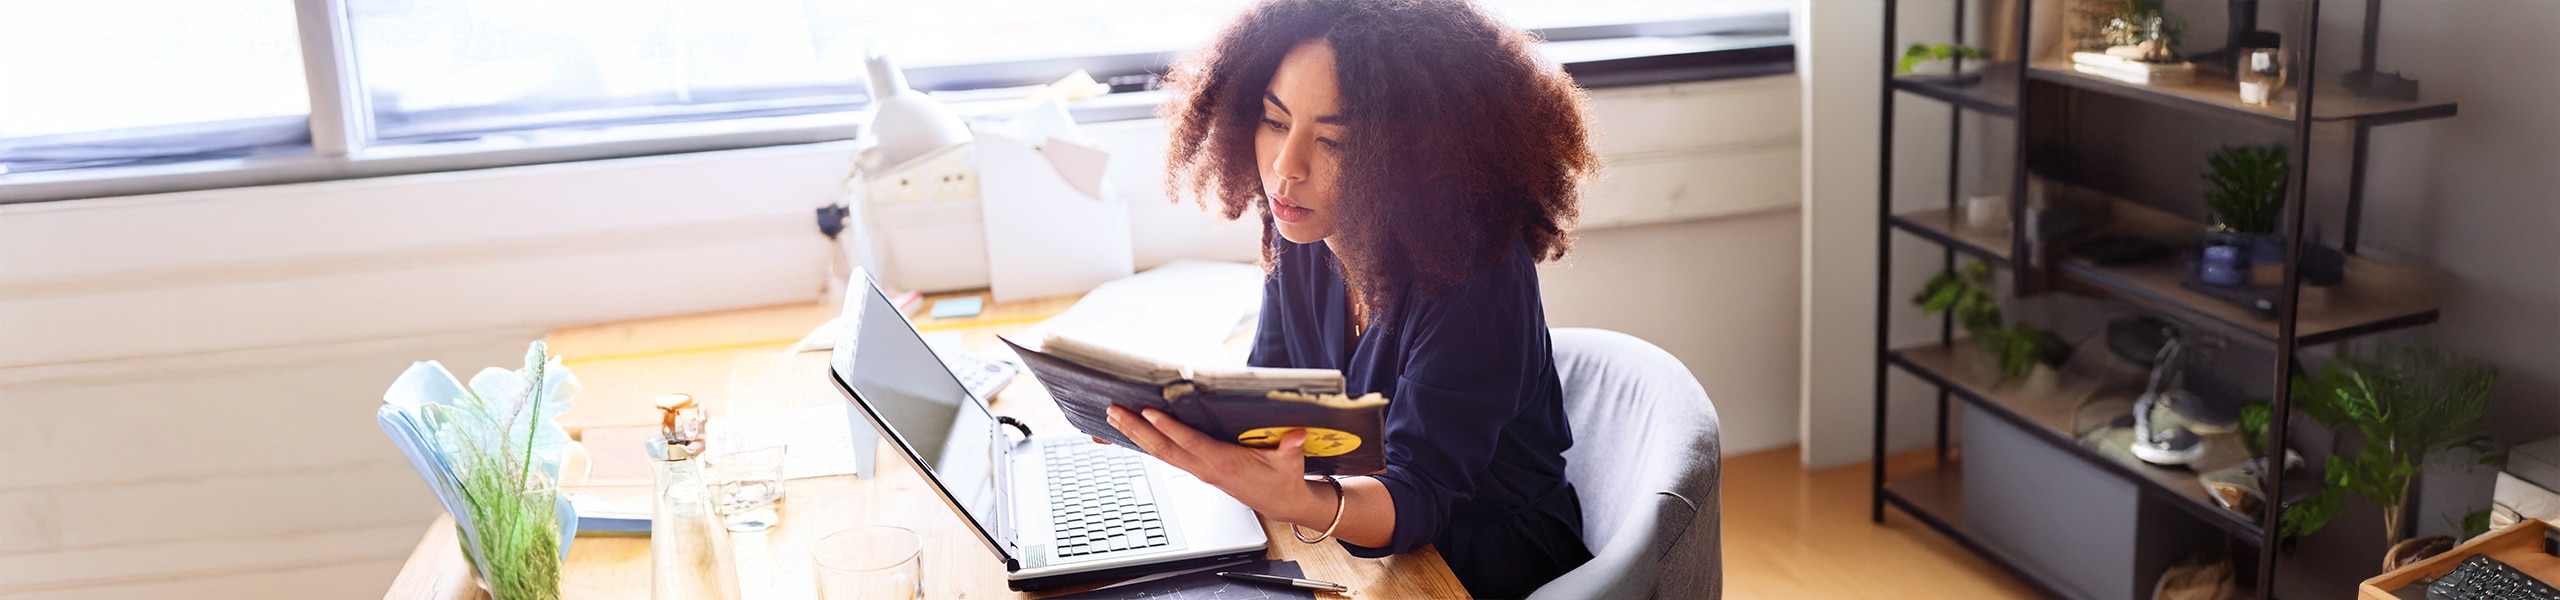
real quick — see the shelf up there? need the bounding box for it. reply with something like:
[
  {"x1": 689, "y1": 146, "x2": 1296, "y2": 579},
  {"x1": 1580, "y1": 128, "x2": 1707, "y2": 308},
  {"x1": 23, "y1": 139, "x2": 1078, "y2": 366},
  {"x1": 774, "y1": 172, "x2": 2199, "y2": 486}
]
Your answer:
[
  {"x1": 1883, "y1": 449, "x2": 2262, "y2": 600},
  {"x1": 1888, "y1": 208, "x2": 2015, "y2": 266},
  {"x1": 2027, "y1": 61, "x2": 2459, "y2": 127},
  {"x1": 1887, "y1": 342, "x2": 2289, "y2": 546},
  {"x1": 1892, "y1": 70, "x2": 2019, "y2": 117},
  {"x1": 2057, "y1": 200, "x2": 2443, "y2": 346},
  {"x1": 1891, "y1": 199, "x2": 2442, "y2": 347}
]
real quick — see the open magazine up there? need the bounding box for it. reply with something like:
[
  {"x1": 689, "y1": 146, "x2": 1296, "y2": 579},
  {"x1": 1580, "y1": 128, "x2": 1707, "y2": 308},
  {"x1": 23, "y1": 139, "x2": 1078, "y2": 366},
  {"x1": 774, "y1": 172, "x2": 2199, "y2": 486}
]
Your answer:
[{"x1": 1005, "y1": 335, "x2": 1390, "y2": 476}]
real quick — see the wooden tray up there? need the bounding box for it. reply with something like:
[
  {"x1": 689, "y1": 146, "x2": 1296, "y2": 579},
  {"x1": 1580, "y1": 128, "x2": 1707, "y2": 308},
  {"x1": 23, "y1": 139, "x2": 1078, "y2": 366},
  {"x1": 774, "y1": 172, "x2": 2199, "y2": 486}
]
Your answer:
[{"x1": 2361, "y1": 520, "x2": 2560, "y2": 599}]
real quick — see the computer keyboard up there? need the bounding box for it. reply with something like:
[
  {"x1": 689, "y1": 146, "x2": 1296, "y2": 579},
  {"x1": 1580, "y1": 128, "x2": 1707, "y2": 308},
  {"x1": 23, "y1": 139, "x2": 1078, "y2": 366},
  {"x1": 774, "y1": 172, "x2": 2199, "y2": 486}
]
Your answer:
[
  {"x1": 2430, "y1": 554, "x2": 2560, "y2": 600},
  {"x1": 1042, "y1": 441, "x2": 1169, "y2": 558}
]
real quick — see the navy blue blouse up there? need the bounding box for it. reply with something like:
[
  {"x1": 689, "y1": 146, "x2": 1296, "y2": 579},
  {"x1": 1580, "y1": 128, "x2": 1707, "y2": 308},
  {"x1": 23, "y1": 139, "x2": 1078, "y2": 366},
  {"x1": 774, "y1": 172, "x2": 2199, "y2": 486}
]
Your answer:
[{"x1": 1248, "y1": 237, "x2": 1591, "y2": 598}]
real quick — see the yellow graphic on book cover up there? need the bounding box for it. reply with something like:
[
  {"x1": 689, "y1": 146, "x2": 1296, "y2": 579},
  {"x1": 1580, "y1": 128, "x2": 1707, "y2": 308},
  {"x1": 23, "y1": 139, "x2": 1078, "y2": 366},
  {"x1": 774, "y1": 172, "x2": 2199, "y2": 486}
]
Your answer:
[{"x1": 1234, "y1": 426, "x2": 1364, "y2": 457}]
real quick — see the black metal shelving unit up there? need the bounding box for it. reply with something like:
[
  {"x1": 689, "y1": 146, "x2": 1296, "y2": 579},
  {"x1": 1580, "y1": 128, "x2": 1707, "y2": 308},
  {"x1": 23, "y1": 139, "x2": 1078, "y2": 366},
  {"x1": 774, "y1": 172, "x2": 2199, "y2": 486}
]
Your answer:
[{"x1": 1867, "y1": 0, "x2": 2460, "y2": 598}]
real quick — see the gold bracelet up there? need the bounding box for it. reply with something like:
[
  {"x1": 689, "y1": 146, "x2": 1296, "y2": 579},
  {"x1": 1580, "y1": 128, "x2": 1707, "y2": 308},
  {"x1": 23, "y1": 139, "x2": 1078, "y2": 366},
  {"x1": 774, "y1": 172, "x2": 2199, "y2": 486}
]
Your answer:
[{"x1": 1292, "y1": 475, "x2": 1346, "y2": 544}]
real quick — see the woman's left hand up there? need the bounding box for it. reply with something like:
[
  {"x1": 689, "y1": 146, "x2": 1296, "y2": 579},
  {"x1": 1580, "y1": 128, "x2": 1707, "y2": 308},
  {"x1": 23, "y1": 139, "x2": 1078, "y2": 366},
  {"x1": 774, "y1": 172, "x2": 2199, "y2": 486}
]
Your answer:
[{"x1": 1107, "y1": 405, "x2": 1317, "y2": 517}]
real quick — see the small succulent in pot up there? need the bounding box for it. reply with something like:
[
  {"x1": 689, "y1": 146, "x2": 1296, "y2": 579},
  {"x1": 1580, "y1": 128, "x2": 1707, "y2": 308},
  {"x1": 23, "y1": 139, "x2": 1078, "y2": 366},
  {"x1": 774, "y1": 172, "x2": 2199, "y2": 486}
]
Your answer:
[
  {"x1": 2083, "y1": 0, "x2": 2184, "y2": 60},
  {"x1": 2200, "y1": 144, "x2": 2289, "y2": 278}
]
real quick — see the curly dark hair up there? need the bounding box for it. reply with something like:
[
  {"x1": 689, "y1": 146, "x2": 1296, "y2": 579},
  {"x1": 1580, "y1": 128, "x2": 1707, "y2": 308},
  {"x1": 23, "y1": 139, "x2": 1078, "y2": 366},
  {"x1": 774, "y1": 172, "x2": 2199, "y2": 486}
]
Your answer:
[{"x1": 1160, "y1": 0, "x2": 1598, "y2": 317}]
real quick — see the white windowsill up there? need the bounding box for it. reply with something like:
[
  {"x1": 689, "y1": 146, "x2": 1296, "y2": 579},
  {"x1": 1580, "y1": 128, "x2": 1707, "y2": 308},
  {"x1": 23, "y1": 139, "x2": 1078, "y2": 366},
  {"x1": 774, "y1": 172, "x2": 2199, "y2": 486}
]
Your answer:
[{"x1": 0, "y1": 32, "x2": 1789, "y2": 206}]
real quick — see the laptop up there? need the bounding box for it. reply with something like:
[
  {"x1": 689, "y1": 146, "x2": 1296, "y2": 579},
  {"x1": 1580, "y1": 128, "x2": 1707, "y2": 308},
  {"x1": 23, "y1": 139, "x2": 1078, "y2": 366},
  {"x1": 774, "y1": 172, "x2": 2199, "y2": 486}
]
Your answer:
[{"x1": 826, "y1": 269, "x2": 1269, "y2": 591}]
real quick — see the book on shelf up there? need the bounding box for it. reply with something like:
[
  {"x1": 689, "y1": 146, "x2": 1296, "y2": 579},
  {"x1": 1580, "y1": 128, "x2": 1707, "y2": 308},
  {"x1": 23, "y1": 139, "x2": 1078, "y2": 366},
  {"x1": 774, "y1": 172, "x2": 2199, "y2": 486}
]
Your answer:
[
  {"x1": 1005, "y1": 335, "x2": 1389, "y2": 476},
  {"x1": 2070, "y1": 51, "x2": 2196, "y2": 86}
]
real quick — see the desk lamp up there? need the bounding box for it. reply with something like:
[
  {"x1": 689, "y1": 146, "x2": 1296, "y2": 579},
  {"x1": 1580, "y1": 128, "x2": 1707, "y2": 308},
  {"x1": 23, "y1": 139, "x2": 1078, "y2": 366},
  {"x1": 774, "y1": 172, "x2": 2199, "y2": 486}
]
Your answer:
[
  {"x1": 862, "y1": 45, "x2": 972, "y2": 170},
  {"x1": 2109, "y1": 316, "x2": 2247, "y2": 467},
  {"x1": 2129, "y1": 336, "x2": 2208, "y2": 465}
]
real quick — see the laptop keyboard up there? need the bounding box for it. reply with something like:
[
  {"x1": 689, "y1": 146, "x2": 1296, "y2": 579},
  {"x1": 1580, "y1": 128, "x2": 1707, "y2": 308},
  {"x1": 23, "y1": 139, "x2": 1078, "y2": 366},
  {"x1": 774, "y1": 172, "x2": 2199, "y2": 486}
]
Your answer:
[{"x1": 1043, "y1": 441, "x2": 1170, "y2": 557}]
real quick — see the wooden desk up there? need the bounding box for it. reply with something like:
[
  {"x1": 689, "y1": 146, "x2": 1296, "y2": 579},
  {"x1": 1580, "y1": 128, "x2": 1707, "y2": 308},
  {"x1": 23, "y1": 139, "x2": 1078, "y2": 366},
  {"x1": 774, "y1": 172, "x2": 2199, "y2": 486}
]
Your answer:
[{"x1": 383, "y1": 294, "x2": 1465, "y2": 599}]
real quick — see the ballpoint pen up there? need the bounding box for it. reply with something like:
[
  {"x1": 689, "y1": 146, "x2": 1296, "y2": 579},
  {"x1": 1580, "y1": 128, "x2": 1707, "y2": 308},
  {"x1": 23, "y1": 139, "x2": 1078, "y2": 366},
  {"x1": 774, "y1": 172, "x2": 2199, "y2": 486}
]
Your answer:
[
  {"x1": 1088, "y1": 559, "x2": 1252, "y2": 592},
  {"x1": 1217, "y1": 571, "x2": 1351, "y2": 593}
]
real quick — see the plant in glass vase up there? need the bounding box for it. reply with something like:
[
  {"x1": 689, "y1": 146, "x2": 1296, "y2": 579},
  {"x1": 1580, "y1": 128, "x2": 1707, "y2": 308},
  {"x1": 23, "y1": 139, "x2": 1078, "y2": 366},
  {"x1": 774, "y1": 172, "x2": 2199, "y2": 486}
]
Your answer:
[{"x1": 382, "y1": 342, "x2": 581, "y2": 600}]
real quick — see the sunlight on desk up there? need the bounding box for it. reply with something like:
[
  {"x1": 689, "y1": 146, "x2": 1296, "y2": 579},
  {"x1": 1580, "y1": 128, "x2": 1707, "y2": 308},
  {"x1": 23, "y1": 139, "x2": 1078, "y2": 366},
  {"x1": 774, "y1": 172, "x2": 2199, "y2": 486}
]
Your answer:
[{"x1": 384, "y1": 293, "x2": 1463, "y2": 599}]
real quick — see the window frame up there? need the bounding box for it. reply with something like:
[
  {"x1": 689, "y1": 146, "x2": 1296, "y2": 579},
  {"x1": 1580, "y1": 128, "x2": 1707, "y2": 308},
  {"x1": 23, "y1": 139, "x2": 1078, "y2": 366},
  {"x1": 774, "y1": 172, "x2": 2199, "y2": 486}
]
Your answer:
[{"x1": 0, "y1": 0, "x2": 1793, "y2": 205}]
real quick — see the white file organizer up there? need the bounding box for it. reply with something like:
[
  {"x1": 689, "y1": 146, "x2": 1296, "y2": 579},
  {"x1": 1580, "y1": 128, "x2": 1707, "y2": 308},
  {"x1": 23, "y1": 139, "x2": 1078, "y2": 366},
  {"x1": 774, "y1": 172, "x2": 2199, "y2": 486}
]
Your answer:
[
  {"x1": 856, "y1": 143, "x2": 991, "y2": 294},
  {"x1": 851, "y1": 114, "x2": 1133, "y2": 299}
]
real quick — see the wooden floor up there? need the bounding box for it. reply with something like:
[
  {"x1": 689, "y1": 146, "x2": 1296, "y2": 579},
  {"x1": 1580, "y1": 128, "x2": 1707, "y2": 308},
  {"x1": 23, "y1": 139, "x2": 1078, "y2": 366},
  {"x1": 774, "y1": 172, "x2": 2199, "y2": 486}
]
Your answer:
[{"x1": 1722, "y1": 445, "x2": 2040, "y2": 599}]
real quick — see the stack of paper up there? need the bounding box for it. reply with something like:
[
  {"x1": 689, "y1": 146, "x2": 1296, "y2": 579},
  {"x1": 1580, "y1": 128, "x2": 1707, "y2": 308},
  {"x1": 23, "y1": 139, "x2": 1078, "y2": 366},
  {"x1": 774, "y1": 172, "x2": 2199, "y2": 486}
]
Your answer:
[
  {"x1": 1007, "y1": 259, "x2": 1266, "y2": 365},
  {"x1": 2071, "y1": 51, "x2": 2195, "y2": 85}
]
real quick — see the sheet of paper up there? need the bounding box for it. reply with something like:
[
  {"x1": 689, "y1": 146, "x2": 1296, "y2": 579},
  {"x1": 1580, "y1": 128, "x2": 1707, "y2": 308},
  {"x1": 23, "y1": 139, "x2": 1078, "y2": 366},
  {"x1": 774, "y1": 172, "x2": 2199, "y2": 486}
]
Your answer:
[
  {"x1": 707, "y1": 405, "x2": 866, "y2": 480},
  {"x1": 1009, "y1": 259, "x2": 1264, "y2": 366},
  {"x1": 921, "y1": 330, "x2": 965, "y2": 350}
]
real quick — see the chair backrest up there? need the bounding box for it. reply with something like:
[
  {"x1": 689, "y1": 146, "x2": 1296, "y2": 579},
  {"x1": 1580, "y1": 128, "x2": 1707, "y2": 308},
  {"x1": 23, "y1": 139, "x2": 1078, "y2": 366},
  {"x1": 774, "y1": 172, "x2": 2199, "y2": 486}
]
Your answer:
[{"x1": 1528, "y1": 328, "x2": 1722, "y2": 600}]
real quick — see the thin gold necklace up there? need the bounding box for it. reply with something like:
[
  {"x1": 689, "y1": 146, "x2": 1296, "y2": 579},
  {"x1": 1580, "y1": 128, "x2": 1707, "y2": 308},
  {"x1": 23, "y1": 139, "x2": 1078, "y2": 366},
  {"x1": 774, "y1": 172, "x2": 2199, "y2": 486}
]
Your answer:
[{"x1": 1347, "y1": 291, "x2": 1366, "y2": 338}]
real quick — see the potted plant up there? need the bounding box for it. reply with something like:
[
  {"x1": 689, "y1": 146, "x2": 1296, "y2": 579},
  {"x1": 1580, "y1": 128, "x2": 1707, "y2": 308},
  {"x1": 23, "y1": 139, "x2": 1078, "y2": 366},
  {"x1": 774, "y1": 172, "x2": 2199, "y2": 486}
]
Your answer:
[
  {"x1": 2079, "y1": 0, "x2": 2183, "y2": 61},
  {"x1": 1898, "y1": 43, "x2": 1988, "y2": 79},
  {"x1": 2283, "y1": 342, "x2": 2499, "y2": 561},
  {"x1": 2200, "y1": 144, "x2": 2288, "y2": 284},
  {"x1": 381, "y1": 342, "x2": 581, "y2": 599},
  {"x1": 1913, "y1": 260, "x2": 2071, "y2": 383}
]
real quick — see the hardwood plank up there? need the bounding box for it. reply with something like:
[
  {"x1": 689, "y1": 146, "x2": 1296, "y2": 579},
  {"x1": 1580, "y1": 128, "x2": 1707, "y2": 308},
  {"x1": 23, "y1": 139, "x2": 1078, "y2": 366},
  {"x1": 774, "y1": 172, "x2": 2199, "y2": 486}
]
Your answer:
[{"x1": 1722, "y1": 447, "x2": 2037, "y2": 599}]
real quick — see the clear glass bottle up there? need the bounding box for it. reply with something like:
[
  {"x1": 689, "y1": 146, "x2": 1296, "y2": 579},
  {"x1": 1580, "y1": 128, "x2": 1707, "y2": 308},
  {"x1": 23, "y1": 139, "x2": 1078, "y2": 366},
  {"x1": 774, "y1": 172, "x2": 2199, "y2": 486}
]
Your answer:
[
  {"x1": 2237, "y1": 31, "x2": 2285, "y2": 107},
  {"x1": 648, "y1": 394, "x2": 740, "y2": 600}
]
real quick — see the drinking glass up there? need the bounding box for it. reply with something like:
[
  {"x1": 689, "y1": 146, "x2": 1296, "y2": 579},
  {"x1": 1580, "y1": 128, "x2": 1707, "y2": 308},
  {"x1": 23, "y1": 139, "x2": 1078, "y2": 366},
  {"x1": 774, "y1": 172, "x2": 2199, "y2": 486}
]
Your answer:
[
  {"x1": 813, "y1": 526, "x2": 924, "y2": 600},
  {"x1": 705, "y1": 445, "x2": 787, "y2": 532},
  {"x1": 2238, "y1": 47, "x2": 2286, "y2": 107}
]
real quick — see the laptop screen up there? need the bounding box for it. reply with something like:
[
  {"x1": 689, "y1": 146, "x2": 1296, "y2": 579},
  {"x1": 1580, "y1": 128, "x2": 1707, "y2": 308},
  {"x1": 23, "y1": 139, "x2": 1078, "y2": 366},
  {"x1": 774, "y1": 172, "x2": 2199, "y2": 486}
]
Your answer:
[{"x1": 832, "y1": 273, "x2": 1008, "y2": 552}]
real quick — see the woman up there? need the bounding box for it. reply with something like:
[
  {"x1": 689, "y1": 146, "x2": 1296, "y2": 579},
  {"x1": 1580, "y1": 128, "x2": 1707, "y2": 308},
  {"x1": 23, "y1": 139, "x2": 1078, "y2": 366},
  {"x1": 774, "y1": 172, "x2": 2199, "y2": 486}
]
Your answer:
[{"x1": 1102, "y1": 0, "x2": 1601, "y2": 596}]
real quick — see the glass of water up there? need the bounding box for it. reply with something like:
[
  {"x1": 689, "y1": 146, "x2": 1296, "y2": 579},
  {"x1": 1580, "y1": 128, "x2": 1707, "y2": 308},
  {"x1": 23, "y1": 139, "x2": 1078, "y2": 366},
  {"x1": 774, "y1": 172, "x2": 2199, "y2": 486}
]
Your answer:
[
  {"x1": 814, "y1": 526, "x2": 923, "y2": 600},
  {"x1": 705, "y1": 444, "x2": 787, "y2": 532}
]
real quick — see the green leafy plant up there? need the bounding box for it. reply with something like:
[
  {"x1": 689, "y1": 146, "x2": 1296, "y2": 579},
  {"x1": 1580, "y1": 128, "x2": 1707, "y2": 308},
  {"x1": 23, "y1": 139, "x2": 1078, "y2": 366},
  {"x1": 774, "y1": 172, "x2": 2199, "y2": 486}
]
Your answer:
[
  {"x1": 2203, "y1": 144, "x2": 2288, "y2": 235},
  {"x1": 422, "y1": 343, "x2": 570, "y2": 599},
  {"x1": 2286, "y1": 342, "x2": 2499, "y2": 547},
  {"x1": 1914, "y1": 261, "x2": 2069, "y2": 382},
  {"x1": 2239, "y1": 398, "x2": 2351, "y2": 542},
  {"x1": 2239, "y1": 401, "x2": 2272, "y2": 456},
  {"x1": 1898, "y1": 43, "x2": 1988, "y2": 74},
  {"x1": 2455, "y1": 508, "x2": 2495, "y2": 541}
]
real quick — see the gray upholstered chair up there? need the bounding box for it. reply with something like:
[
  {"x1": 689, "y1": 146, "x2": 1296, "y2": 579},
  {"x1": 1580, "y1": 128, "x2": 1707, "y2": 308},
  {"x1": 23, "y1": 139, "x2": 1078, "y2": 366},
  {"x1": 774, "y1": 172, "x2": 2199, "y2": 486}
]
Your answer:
[{"x1": 1527, "y1": 328, "x2": 1723, "y2": 600}]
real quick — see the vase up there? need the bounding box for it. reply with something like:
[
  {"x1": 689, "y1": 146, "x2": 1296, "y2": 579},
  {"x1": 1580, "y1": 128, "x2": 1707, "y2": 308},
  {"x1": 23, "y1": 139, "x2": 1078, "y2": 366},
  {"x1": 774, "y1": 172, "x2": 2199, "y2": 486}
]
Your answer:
[{"x1": 456, "y1": 486, "x2": 573, "y2": 600}]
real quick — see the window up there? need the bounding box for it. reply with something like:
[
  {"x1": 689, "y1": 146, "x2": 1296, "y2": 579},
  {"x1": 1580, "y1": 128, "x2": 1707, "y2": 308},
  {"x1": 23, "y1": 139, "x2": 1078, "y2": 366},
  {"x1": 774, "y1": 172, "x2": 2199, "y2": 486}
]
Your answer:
[
  {"x1": 1, "y1": 0, "x2": 1789, "y2": 200},
  {"x1": 880, "y1": 0, "x2": 1793, "y2": 90},
  {"x1": 348, "y1": 0, "x2": 874, "y2": 144},
  {"x1": 0, "y1": 0, "x2": 311, "y2": 174}
]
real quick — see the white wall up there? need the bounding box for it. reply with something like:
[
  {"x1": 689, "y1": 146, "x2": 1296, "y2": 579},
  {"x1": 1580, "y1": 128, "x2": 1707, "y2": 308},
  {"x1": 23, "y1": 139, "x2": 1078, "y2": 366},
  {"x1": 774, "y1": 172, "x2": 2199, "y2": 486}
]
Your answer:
[
  {"x1": 2344, "y1": 0, "x2": 2560, "y2": 446},
  {"x1": 1803, "y1": 0, "x2": 1964, "y2": 470},
  {"x1": 0, "y1": 74, "x2": 1803, "y2": 596},
  {"x1": 1541, "y1": 208, "x2": 1803, "y2": 455}
]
